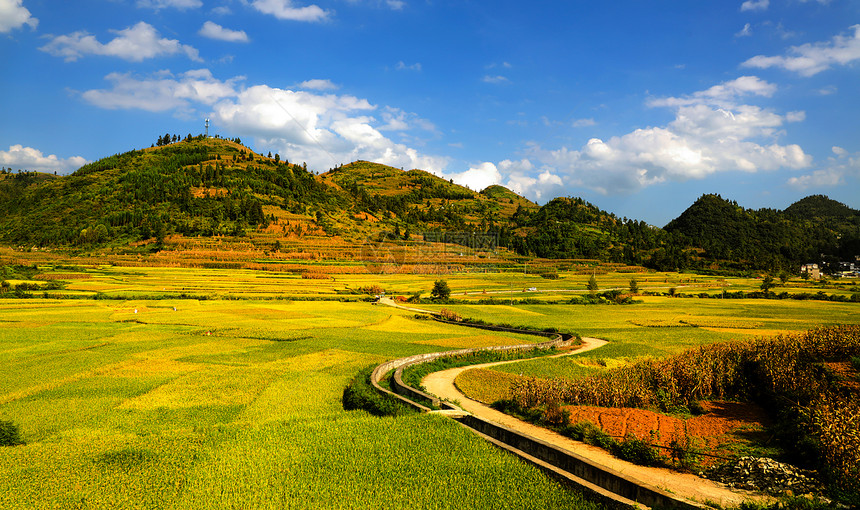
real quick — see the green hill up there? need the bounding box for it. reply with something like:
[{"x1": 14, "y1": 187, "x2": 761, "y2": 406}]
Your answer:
[
  {"x1": 2, "y1": 136, "x2": 858, "y2": 274},
  {"x1": 784, "y1": 194, "x2": 859, "y2": 219},
  {"x1": 0, "y1": 138, "x2": 539, "y2": 251},
  {"x1": 0, "y1": 137, "x2": 338, "y2": 247},
  {"x1": 665, "y1": 194, "x2": 860, "y2": 271}
]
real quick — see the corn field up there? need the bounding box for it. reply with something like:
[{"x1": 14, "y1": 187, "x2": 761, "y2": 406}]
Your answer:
[{"x1": 510, "y1": 325, "x2": 860, "y2": 492}]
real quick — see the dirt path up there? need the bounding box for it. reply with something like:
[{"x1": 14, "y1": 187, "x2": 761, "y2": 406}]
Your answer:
[
  {"x1": 376, "y1": 296, "x2": 437, "y2": 315},
  {"x1": 422, "y1": 338, "x2": 756, "y2": 508}
]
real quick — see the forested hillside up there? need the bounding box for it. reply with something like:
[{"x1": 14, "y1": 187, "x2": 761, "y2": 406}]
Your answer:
[
  {"x1": 1, "y1": 137, "x2": 857, "y2": 274},
  {"x1": 665, "y1": 194, "x2": 860, "y2": 272},
  {"x1": 0, "y1": 137, "x2": 336, "y2": 246}
]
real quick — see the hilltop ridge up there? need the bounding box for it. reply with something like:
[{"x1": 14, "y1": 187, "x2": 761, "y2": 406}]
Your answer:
[{"x1": 1, "y1": 137, "x2": 858, "y2": 274}]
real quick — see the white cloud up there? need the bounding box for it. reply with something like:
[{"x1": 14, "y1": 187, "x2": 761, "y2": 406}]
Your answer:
[
  {"x1": 345, "y1": 0, "x2": 405, "y2": 9},
  {"x1": 211, "y1": 85, "x2": 447, "y2": 172},
  {"x1": 736, "y1": 23, "x2": 752, "y2": 38},
  {"x1": 648, "y1": 76, "x2": 776, "y2": 108},
  {"x1": 40, "y1": 21, "x2": 201, "y2": 62},
  {"x1": 499, "y1": 158, "x2": 563, "y2": 200},
  {"x1": 251, "y1": 0, "x2": 330, "y2": 22},
  {"x1": 508, "y1": 78, "x2": 812, "y2": 197},
  {"x1": 396, "y1": 61, "x2": 422, "y2": 71},
  {"x1": 788, "y1": 147, "x2": 859, "y2": 190},
  {"x1": 81, "y1": 69, "x2": 242, "y2": 112},
  {"x1": 742, "y1": 24, "x2": 860, "y2": 76},
  {"x1": 448, "y1": 162, "x2": 502, "y2": 192},
  {"x1": 212, "y1": 6, "x2": 231, "y2": 15},
  {"x1": 137, "y1": 0, "x2": 202, "y2": 9},
  {"x1": 79, "y1": 69, "x2": 448, "y2": 173},
  {"x1": 740, "y1": 0, "x2": 768, "y2": 11},
  {"x1": 378, "y1": 106, "x2": 436, "y2": 133},
  {"x1": 199, "y1": 21, "x2": 249, "y2": 42},
  {"x1": 787, "y1": 169, "x2": 843, "y2": 189},
  {"x1": 298, "y1": 79, "x2": 338, "y2": 90},
  {"x1": 483, "y1": 75, "x2": 509, "y2": 84},
  {"x1": 572, "y1": 118, "x2": 596, "y2": 128},
  {"x1": 785, "y1": 111, "x2": 806, "y2": 122},
  {"x1": 0, "y1": 145, "x2": 88, "y2": 175},
  {"x1": 0, "y1": 0, "x2": 37, "y2": 33}
]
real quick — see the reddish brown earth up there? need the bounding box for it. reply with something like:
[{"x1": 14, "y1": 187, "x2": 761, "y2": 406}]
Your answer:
[
  {"x1": 564, "y1": 401, "x2": 772, "y2": 466},
  {"x1": 826, "y1": 361, "x2": 860, "y2": 392}
]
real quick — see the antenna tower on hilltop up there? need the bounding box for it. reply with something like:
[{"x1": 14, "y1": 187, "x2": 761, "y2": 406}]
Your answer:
[{"x1": 205, "y1": 118, "x2": 209, "y2": 138}]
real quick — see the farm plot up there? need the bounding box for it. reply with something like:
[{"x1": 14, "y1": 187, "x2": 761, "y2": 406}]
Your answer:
[{"x1": 0, "y1": 299, "x2": 597, "y2": 509}]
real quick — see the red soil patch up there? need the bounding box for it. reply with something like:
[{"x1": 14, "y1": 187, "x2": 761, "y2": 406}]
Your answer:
[
  {"x1": 826, "y1": 361, "x2": 860, "y2": 392},
  {"x1": 563, "y1": 401, "x2": 771, "y2": 466}
]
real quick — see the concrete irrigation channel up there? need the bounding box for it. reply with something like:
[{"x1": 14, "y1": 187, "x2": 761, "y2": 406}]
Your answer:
[{"x1": 373, "y1": 298, "x2": 759, "y2": 509}]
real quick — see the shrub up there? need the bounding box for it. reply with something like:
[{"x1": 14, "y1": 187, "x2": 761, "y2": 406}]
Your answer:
[
  {"x1": 610, "y1": 435, "x2": 665, "y2": 467},
  {"x1": 0, "y1": 420, "x2": 23, "y2": 446},
  {"x1": 342, "y1": 365, "x2": 414, "y2": 417},
  {"x1": 562, "y1": 421, "x2": 614, "y2": 449},
  {"x1": 438, "y1": 308, "x2": 462, "y2": 322}
]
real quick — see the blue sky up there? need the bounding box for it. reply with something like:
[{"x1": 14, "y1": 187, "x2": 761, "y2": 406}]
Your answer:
[{"x1": 1, "y1": 0, "x2": 858, "y2": 226}]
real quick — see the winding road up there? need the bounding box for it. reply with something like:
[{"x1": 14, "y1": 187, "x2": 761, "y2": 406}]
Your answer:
[
  {"x1": 376, "y1": 296, "x2": 760, "y2": 507},
  {"x1": 421, "y1": 339, "x2": 756, "y2": 508}
]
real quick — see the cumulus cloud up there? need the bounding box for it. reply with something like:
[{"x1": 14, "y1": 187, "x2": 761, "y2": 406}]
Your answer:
[
  {"x1": 347, "y1": 0, "x2": 405, "y2": 9},
  {"x1": 788, "y1": 146, "x2": 859, "y2": 190},
  {"x1": 81, "y1": 67, "x2": 447, "y2": 172},
  {"x1": 40, "y1": 21, "x2": 201, "y2": 62},
  {"x1": 199, "y1": 21, "x2": 249, "y2": 42},
  {"x1": 0, "y1": 0, "x2": 38, "y2": 33},
  {"x1": 447, "y1": 162, "x2": 503, "y2": 192},
  {"x1": 572, "y1": 118, "x2": 597, "y2": 128},
  {"x1": 377, "y1": 106, "x2": 435, "y2": 132},
  {"x1": 499, "y1": 158, "x2": 563, "y2": 200},
  {"x1": 0, "y1": 145, "x2": 88, "y2": 175},
  {"x1": 81, "y1": 69, "x2": 242, "y2": 112},
  {"x1": 298, "y1": 79, "x2": 338, "y2": 90},
  {"x1": 251, "y1": 0, "x2": 330, "y2": 22},
  {"x1": 742, "y1": 24, "x2": 860, "y2": 76},
  {"x1": 648, "y1": 76, "x2": 776, "y2": 108},
  {"x1": 136, "y1": 0, "x2": 202, "y2": 9},
  {"x1": 785, "y1": 111, "x2": 806, "y2": 122},
  {"x1": 740, "y1": 0, "x2": 768, "y2": 11},
  {"x1": 396, "y1": 61, "x2": 422, "y2": 71},
  {"x1": 211, "y1": 85, "x2": 447, "y2": 172},
  {"x1": 483, "y1": 75, "x2": 509, "y2": 84},
  {"x1": 499, "y1": 77, "x2": 812, "y2": 199}
]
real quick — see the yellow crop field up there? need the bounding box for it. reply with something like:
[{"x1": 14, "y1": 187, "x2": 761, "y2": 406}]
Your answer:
[
  {"x1": 1, "y1": 262, "x2": 858, "y2": 508},
  {"x1": 414, "y1": 334, "x2": 539, "y2": 349},
  {"x1": 0, "y1": 290, "x2": 601, "y2": 509}
]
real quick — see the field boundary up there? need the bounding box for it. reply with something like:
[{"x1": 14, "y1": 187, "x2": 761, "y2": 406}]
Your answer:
[
  {"x1": 371, "y1": 299, "x2": 712, "y2": 509},
  {"x1": 369, "y1": 332, "x2": 566, "y2": 412}
]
